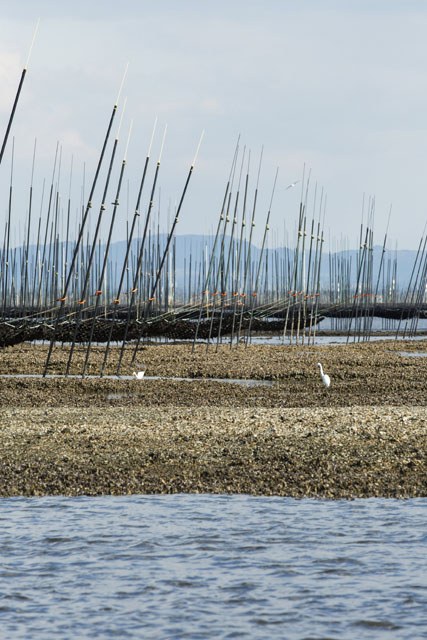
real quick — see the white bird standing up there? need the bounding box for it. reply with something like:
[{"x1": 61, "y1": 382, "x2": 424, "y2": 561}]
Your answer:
[{"x1": 317, "y1": 363, "x2": 331, "y2": 388}]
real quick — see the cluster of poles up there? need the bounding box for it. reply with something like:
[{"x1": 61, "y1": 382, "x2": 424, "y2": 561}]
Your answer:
[
  {"x1": 1, "y1": 30, "x2": 426, "y2": 378},
  {"x1": 325, "y1": 200, "x2": 427, "y2": 341}
]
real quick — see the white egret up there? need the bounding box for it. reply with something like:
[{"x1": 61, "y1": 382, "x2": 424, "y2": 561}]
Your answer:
[
  {"x1": 317, "y1": 363, "x2": 331, "y2": 388},
  {"x1": 132, "y1": 364, "x2": 146, "y2": 379}
]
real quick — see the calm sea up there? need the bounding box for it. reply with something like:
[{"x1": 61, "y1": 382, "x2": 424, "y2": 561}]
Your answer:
[{"x1": 0, "y1": 495, "x2": 426, "y2": 639}]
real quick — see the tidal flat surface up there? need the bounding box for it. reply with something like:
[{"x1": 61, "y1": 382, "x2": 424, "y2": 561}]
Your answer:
[
  {"x1": 0, "y1": 340, "x2": 425, "y2": 498},
  {"x1": 0, "y1": 494, "x2": 426, "y2": 639},
  {"x1": 0, "y1": 405, "x2": 426, "y2": 498}
]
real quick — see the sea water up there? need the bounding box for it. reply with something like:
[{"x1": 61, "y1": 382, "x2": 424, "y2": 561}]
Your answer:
[{"x1": 0, "y1": 495, "x2": 426, "y2": 639}]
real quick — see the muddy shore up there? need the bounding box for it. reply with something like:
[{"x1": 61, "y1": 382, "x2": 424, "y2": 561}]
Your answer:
[{"x1": 0, "y1": 340, "x2": 425, "y2": 498}]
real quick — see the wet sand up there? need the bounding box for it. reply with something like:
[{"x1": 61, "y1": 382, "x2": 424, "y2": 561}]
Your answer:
[{"x1": 0, "y1": 340, "x2": 426, "y2": 498}]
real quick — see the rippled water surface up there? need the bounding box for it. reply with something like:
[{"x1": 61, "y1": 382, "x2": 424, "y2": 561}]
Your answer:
[{"x1": 0, "y1": 495, "x2": 426, "y2": 639}]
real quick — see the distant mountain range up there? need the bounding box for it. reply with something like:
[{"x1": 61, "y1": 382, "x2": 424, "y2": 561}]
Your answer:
[
  {"x1": 8, "y1": 234, "x2": 424, "y2": 294},
  {"x1": 106, "y1": 235, "x2": 422, "y2": 293}
]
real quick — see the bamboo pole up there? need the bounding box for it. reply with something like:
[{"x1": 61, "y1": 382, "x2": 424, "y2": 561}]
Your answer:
[
  {"x1": 82, "y1": 120, "x2": 133, "y2": 376},
  {"x1": 100, "y1": 117, "x2": 157, "y2": 375},
  {"x1": 245, "y1": 167, "x2": 279, "y2": 345},
  {"x1": 115, "y1": 123, "x2": 168, "y2": 375},
  {"x1": 43, "y1": 64, "x2": 127, "y2": 376},
  {"x1": 130, "y1": 130, "x2": 204, "y2": 366}
]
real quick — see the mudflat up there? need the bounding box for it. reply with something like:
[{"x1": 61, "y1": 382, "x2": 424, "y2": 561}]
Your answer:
[{"x1": 0, "y1": 340, "x2": 425, "y2": 498}]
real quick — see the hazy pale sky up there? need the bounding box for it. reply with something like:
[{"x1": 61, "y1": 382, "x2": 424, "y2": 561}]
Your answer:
[{"x1": 1, "y1": 0, "x2": 426, "y2": 249}]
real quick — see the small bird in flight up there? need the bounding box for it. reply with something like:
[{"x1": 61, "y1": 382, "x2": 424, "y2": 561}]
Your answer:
[{"x1": 285, "y1": 180, "x2": 300, "y2": 190}]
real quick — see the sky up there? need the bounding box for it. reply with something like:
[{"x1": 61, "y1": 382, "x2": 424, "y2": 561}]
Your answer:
[{"x1": 0, "y1": 0, "x2": 427, "y2": 250}]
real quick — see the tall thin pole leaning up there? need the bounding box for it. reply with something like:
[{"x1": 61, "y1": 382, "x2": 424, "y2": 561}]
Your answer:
[
  {"x1": 0, "y1": 19, "x2": 39, "y2": 170},
  {"x1": 191, "y1": 137, "x2": 240, "y2": 352},
  {"x1": 215, "y1": 146, "x2": 246, "y2": 350},
  {"x1": 22, "y1": 139, "x2": 37, "y2": 310},
  {"x1": 100, "y1": 117, "x2": 157, "y2": 375},
  {"x1": 129, "y1": 130, "x2": 204, "y2": 367},
  {"x1": 2, "y1": 138, "x2": 14, "y2": 319},
  {"x1": 236, "y1": 146, "x2": 263, "y2": 346},
  {"x1": 82, "y1": 120, "x2": 134, "y2": 377},
  {"x1": 115, "y1": 124, "x2": 168, "y2": 375},
  {"x1": 245, "y1": 167, "x2": 279, "y2": 345},
  {"x1": 43, "y1": 64, "x2": 128, "y2": 376},
  {"x1": 64, "y1": 100, "x2": 127, "y2": 376},
  {"x1": 230, "y1": 152, "x2": 250, "y2": 347}
]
